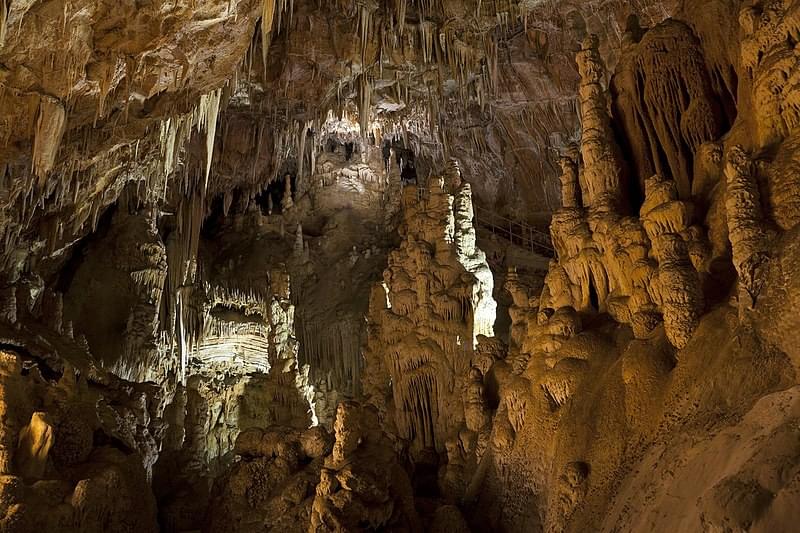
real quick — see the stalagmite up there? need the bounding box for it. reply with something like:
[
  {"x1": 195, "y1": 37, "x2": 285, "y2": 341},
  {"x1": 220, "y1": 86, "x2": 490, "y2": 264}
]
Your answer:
[
  {"x1": 725, "y1": 145, "x2": 770, "y2": 308},
  {"x1": 641, "y1": 173, "x2": 704, "y2": 348},
  {"x1": 576, "y1": 35, "x2": 625, "y2": 209},
  {"x1": 558, "y1": 156, "x2": 581, "y2": 209},
  {"x1": 283, "y1": 174, "x2": 294, "y2": 210},
  {"x1": 293, "y1": 223, "x2": 303, "y2": 256}
]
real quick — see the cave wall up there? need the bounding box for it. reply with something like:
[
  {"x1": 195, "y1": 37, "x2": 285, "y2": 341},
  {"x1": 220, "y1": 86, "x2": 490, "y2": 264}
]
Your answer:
[{"x1": 0, "y1": 0, "x2": 800, "y2": 532}]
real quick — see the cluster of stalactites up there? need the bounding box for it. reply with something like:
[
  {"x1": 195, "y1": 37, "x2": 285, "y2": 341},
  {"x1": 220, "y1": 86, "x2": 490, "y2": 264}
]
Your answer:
[
  {"x1": 324, "y1": 0, "x2": 509, "y2": 151},
  {"x1": 159, "y1": 87, "x2": 224, "y2": 193},
  {"x1": 297, "y1": 318, "x2": 363, "y2": 396},
  {"x1": 611, "y1": 19, "x2": 728, "y2": 200},
  {"x1": 164, "y1": 259, "x2": 298, "y2": 386},
  {"x1": 193, "y1": 288, "x2": 296, "y2": 377},
  {"x1": 120, "y1": 211, "x2": 170, "y2": 380}
]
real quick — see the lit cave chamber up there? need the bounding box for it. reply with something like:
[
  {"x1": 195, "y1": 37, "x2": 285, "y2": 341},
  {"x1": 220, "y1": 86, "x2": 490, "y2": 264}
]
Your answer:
[{"x1": 0, "y1": 0, "x2": 799, "y2": 532}]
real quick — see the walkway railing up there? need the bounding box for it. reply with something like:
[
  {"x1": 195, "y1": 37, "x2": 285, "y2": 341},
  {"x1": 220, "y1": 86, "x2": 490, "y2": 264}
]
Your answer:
[
  {"x1": 403, "y1": 183, "x2": 554, "y2": 257},
  {"x1": 473, "y1": 204, "x2": 554, "y2": 257}
]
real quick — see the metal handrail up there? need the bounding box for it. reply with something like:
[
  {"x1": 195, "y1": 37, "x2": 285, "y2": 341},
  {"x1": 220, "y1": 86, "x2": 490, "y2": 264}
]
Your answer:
[
  {"x1": 473, "y1": 205, "x2": 554, "y2": 256},
  {"x1": 473, "y1": 205, "x2": 550, "y2": 240},
  {"x1": 404, "y1": 184, "x2": 554, "y2": 256}
]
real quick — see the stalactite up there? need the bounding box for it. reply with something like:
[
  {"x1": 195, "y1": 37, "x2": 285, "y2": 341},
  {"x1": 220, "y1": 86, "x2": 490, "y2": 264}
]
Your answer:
[
  {"x1": 359, "y1": 75, "x2": 372, "y2": 135},
  {"x1": 32, "y1": 97, "x2": 67, "y2": 183},
  {"x1": 197, "y1": 89, "x2": 222, "y2": 190},
  {"x1": 261, "y1": 0, "x2": 277, "y2": 75},
  {"x1": 0, "y1": 0, "x2": 7, "y2": 49}
]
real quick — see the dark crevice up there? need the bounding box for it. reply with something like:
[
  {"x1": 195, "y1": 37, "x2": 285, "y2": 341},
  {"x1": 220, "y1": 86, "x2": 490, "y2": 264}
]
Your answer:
[{"x1": 54, "y1": 203, "x2": 117, "y2": 294}]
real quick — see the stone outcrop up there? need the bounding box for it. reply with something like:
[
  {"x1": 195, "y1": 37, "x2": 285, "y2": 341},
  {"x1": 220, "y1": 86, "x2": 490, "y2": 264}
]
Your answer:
[
  {"x1": 362, "y1": 171, "x2": 496, "y2": 454},
  {"x1": 0, "y1": 348, "x2": 162, "y2": 532},
  {"x1": 540, "y1": 35, "x2": 706, "y2": 350},
  {"x1": 309, "y1": 401, "x2": 421, "y2": 532},
  {"x1": 204, "y1": 425, "x2": 333, "y2": 533},
  {"x1": 2, "y1": 1, "x2": 800, "y2": 533}
]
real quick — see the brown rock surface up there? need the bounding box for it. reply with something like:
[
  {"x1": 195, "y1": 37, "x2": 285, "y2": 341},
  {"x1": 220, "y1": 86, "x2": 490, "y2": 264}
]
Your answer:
[{"x1": 0, "y1": 0, "x2": 799, "y2": 532}]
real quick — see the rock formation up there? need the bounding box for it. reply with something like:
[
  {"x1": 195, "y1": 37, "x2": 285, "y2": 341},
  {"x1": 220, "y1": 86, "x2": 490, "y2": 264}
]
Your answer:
[
  {"x1": 362, "y1": 172, "x2": 495, "y2": 454},
  {"x1": 0, "y1": 0, "x2": 799, "y2": 532},
  {"x1": 204, "y1": 425, "x2": 333, "y2": 533}
]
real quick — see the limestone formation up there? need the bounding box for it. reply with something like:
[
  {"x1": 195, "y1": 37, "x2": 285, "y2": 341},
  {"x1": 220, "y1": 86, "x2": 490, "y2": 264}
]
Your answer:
[
  {"x1": 204, "y1": 425, "x2": 333, "y2": 533},
  {"x1": 576, "y1": 35, "x2": 626, "y2": 210},
  {"x1": 362, "y1": 173, "x2": 496, "y2": 454},
  {"x1": 640, "y1": 173, "x2": 705, "y2": 348},
  {"x1": 725, "y1": 145, "x2": 771, "y2": 308},
  {"x1": 309, "y1": 401, "x2": 421, "y2": 532},
  {"x1": 282, "y1": 175, "x2": 294, "y2": 211},
  {"x1": 0, "y1": 350, "x2": 161, "y2": 532},
  {"x1": 0, "y1": 1, "x2": 799, "y2": 532},
  {"x1": 539, "y1": 36, "x2": 710, "y2": 350},
  {"x1": 611, "y1": 20, "x2": 730, "y2": 198}
]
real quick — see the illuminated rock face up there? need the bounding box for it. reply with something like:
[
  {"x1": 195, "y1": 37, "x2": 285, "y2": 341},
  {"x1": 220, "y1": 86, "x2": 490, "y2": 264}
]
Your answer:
[
  {"x1": 362, "y1": 172, "x2": 496, "y2": 454},
  {"x1": 540, "y1": 36, "x2": 706, "y2": 351},
  {"x1": 3, "y1": 0, "x2": 800, "y2": 532}
]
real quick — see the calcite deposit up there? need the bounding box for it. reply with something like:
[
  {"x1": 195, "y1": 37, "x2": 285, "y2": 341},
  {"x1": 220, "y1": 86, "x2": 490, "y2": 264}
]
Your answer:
[{"x1": 0, "y1": 0, "x2": 799, "y2": 532}]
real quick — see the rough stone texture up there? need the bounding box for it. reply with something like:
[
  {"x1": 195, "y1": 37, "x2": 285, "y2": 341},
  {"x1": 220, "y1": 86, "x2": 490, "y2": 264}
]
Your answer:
[
  {"x1": 361, "y1": 171, "x2": 495, "y2": 454},
  {"x1": 0, "y1": 0, "x2": 800, "y2": 532},
  {"x1": 0, "y1": 349, "x2": 161, "y2": 533},
  {"x1": 203, "y1": 425, "x2": 333, "y2": 533},
  {"x1": 309, "y1": 401, "x2": 421, "y2": 532}
]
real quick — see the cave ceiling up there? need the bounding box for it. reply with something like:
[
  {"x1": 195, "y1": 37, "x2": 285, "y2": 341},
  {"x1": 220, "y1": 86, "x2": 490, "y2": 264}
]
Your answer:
[{"x1": 0, "y1": 0, "x2": 680, "y2": 281}]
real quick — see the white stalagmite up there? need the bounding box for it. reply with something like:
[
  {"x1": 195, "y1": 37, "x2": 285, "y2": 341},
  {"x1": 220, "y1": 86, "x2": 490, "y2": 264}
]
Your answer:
[
  {"x1": 32, "y1": 97, "x2": 67, "y2": 182},
  {"x1": 453, "y1": 181, "x2": 496, "y2": 340}
]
